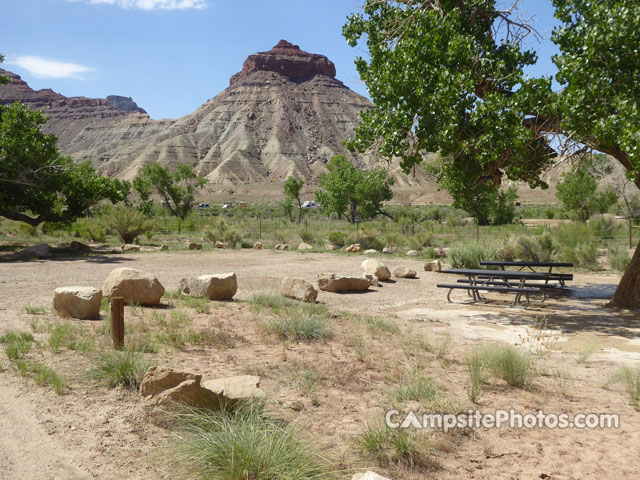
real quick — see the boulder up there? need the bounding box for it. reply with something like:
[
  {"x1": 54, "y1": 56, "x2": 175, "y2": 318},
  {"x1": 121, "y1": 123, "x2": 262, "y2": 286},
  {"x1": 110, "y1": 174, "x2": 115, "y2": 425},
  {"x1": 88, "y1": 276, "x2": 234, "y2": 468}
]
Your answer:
[
  {"x1": 435, "y1": 247, "x2": 447, "y2": 258},
  {"x1": 324, "y1": 244, "x2": 336, "y2": 251},
  {"x1": 298, "y1": 242, "x2": 313, "y2": 251},
  {"x1": 180, "y1": 273, "x2": 237, "y2": 300},
  {"x1": 70, "y1": 241, "x2": 91, "y2": 253},
  {"x1": 122, "y1": 244, "x2": 140, "y2": 252},
  {"x1": 318, "y1": 274, "x2": 371, "y2": 292},
  {"x1": 154, "y1": 379, "x2": 224, "y2": 409},
  {"x1": 364, "y1": 249, "x2": 378, "y2": 254},
  {"x1": 280, "y1": 277, "x2": 318, "y2": 303},
  {"x1": 360, "y1": 259, "x2": 391, "y2": 281},
  {"x1": 139, "y1": 366, "x2": 201, "y2": 397},
  {"x1": 424, "y1": 260, "x2": 442, "y2": 272},
  {"x1": 202, "y1": 375, "x2": 265, "y2": 404},
  {"x1": 406, "y1": 250, "x2": 418, "y2": 256},
  {"x1": 215, "y1": 241, "x2": 225, "y2": 249},
  {"x1": 382, "y1": 247, "x2": 394, "y2": 254},
  {"x1": 17, "y1": 244, "x2": 50, "y2": 259},
  {"x1": 102, "y1": 267, "x2": 165, "y2": 305},
  {"x1": 362, "y1": 273, "x2": 379, "y2": 287},
  {"x1": 352, "y1": 472, "x2": 391, "y2": 480},
  {"x1": 253, "y1": 241, "x2": 263, "y2": 249},
  {"x1": 160, "y1": 244, "x2": 169, "y2": 251},
  {"x1": 345, "y1": 243, "x2": 363, "y2": 253},
  {"x1": 393, "y1": 267, "x2": 417, "y2": 278},
  {"x1": 275, "y1": 243, "x2": 288, "y2": 250},
  {"x1": 189, "y1": 242, "x2": 203, "y2": 250},
  {"x1": 53, "y1": 286, "x2": 102, "y2": 319}
]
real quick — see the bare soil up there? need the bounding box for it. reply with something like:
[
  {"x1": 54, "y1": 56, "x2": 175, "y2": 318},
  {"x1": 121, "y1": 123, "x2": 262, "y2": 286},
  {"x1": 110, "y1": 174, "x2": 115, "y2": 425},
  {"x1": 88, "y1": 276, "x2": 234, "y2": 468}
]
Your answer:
[{"x1": 1, "y1": 249, "x2": 639, "y2": 479}]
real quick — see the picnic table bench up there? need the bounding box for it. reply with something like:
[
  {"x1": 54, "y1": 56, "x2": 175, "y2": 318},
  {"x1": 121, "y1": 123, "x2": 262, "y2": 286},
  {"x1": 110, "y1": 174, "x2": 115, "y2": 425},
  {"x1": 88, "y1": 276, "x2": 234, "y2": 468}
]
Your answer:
[
  {"x1": 480, "y1": 261, "x2": 573, "y2": 288},
  {"x1": 437, "y1": 268, "x2": 556, "y2": 308}
]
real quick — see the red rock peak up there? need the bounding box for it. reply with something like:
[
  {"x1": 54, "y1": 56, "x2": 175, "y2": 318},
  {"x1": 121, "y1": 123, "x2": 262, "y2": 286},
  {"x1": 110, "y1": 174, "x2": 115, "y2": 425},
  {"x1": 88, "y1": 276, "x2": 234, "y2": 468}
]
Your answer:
[{"x1": 229, "y1": 40, "x2": 337, "y2": 86}]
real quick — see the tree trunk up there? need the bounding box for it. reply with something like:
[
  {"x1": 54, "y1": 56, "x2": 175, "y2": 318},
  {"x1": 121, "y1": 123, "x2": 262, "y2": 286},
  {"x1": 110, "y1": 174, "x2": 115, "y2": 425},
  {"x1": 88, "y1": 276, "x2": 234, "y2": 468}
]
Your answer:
[{"x1": 608, "y1": 239, "x2": 640, "y2": 309}]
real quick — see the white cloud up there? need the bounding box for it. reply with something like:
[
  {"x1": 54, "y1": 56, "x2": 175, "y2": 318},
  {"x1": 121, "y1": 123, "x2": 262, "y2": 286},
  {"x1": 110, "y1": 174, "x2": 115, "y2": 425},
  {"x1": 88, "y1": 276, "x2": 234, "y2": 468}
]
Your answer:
[
  {"x1": 8, "y1": 56, "x2": 94, "y2": 79},
  {"x1": 81, "y1": 0, "x2": 207, "y2": 10}
]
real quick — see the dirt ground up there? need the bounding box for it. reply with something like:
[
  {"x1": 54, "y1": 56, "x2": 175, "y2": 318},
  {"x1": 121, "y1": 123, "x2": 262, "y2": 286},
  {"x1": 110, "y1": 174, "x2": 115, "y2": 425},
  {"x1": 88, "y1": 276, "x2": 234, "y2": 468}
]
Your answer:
[{"x1": 1, "y1": 249, "x2": 639, "y2": 479}]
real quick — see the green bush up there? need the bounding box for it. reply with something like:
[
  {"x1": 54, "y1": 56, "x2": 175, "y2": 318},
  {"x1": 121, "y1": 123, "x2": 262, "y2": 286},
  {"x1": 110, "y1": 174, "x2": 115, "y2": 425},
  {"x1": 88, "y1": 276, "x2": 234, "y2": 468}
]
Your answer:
[
  {"x1": 407, "y1": 232, "x2": 433, "y2": 251},
  {"x1": 608, "y1": 245, "x2": 631, "y2": 271},
  {"x1": 72, "y1": 217, "x2": 107, "y2": 242},
  {"x1": 558, "y1": 241, "x2": 599, "y2": 269},
  {"x1": 298, "y1": 228, "x2": 316, "y2": 244},
  {"x1": 480, "y1": 344, "x2": 534, "y2": 388},
  {"x1": 448, "y1": 243, "x2": 498, "y2": 269},
  {"x1": 383, "y1": 232, "x2": 406, "y2": 249},
  {"x1": 355, "y1": 235, "x2": 385, "y2": 251},
  {"x1": 89, "y1": 350, "x2": 150, "y2": 388},
  {"x1": 327, "y1": 231, "x2": 348, "y2": 247},
  {"x1": 515, "y1": 233, "x2": 555, "y2": 262},
  {"x1": 588, "y1": 214, "x2": 623, "y2": 240},
  {"x1": 103, "y1": 206, "x2": 153, "y2": 244}
]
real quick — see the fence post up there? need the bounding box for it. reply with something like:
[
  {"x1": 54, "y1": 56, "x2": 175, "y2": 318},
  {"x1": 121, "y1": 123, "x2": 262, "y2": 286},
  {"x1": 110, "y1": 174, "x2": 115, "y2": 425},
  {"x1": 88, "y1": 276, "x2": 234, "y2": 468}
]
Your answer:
[
  {"x1": 630, "y1": 218, "x2": 633, "y2": 249},
  {"x1": 110, "y1": 297, "x2": 124, "y2": 350}
]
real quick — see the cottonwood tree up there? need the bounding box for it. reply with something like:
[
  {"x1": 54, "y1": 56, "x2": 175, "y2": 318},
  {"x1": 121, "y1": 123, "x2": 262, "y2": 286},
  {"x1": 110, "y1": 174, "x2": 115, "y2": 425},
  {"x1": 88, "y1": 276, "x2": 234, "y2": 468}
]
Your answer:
[
  {"x1": 0, "y1": 101, "x2": 126, "y2": 226},
  {"x1": 344, "y1": 0, "x2": 640, "y2": 309},
  {"x1": 134, "y1": 163, "x2": 207, "y2": 220},
  {"x1": 315, "y1": 155, "x2": 394, "y2": 223},
  {"x1": 283, "y1": 176, "x2": 304, "y2": 223}
]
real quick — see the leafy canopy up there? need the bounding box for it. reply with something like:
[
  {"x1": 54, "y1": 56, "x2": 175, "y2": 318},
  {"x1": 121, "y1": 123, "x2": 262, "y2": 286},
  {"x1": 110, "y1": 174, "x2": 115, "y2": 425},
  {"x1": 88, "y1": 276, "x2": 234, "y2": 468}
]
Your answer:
[
  {"x1": 0, "y1": 101, "x2": 126, "y2": 226},
  {"x1": 283, "y1": 176, "x2": 304, "y2": 222},
  {"x1": 133, "y1": 163, "x2": 207, "y2": 220},
  {"x1": 315, "y1": 155, "x2": 394, "y2": 223}
]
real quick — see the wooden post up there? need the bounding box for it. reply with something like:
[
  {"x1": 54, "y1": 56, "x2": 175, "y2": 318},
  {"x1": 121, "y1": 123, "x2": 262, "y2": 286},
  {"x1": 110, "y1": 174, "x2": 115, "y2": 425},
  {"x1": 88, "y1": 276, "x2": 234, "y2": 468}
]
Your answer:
[
  {"x1": 110, "y1": 297, "x2": 124, "y2": 350},
  {"x1": 630, "y1": 218, "x2": 634, "y2": 250}
]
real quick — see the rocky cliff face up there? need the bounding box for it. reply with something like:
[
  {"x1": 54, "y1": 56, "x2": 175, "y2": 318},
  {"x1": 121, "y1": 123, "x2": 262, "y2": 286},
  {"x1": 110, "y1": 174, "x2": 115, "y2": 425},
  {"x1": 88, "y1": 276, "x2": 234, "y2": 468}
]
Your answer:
[{"x1": 0, "y1": 42, "x2": 429, "y2": 193}]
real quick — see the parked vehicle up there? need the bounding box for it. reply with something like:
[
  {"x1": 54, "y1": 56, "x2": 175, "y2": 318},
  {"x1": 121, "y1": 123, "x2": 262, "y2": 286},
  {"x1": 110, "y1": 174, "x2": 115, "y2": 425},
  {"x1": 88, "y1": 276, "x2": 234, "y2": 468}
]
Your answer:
[{"x1": 301, "y1": 200, "x2": 319, "y2": 209}]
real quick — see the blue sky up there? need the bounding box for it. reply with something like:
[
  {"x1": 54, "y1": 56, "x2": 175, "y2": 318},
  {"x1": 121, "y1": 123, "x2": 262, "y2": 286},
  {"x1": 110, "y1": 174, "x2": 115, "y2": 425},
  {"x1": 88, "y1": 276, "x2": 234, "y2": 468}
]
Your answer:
[{"x1": 1, "y1": 0, "x2": 561, "y2": 120}]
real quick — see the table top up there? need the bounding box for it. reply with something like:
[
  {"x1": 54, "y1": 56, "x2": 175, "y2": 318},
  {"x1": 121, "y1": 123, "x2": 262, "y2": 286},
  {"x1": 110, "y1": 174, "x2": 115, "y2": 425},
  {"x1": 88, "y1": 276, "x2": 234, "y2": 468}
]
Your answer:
[
  {"x1": 442, "y1": 268, "x2": 553, "y2": 279},
  {"x1": 480, "y1": 260, "x2": 574, "y2": 268}
]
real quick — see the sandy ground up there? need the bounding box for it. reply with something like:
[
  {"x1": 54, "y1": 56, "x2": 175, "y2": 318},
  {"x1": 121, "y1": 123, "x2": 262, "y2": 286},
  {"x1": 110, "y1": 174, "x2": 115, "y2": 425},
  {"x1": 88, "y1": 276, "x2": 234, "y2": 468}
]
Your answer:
[{"x1": 1, "y1": 249, "x2": 639, "y2": 479}]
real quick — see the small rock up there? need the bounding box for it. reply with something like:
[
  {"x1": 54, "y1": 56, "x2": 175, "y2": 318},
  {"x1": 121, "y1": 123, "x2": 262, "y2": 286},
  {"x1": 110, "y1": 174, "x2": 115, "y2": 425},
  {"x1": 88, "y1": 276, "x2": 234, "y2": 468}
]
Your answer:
[
  {"x1": 17, "y1": 244, "x2": 51, "y2": 259},
  {"x1": 382, "y1": 247, "x2": 394, "y2": 254},
  {"x1": 139, "y1": 366, "x2": 201, "y2": 397},
  {"x1": 275, "y1": 243, "x2": 288, "y2": 250},
  {"x1": 53, "y1": 286, "x2": 102, "y2": 319},
  {"x1": 253, "y1": 241, "x2": 263, "y2": 249},
  {"x1": 351, "y1": 471, "x2": 391, "y2": 480},
  {"x1": 280, "y1": 277, "x2": 318, "y2": 303},
  {"x1": 361, "y1": 259, "x2": 391, "y2": 281},
  {"x1": 393, "y1": 267, "x2": 417, "y2": 278},
  {"x1": 324, "y1": 244, "x2": 336, "y2": 251},
  {"x1": 290, "y1": 400, "x2": 305, "y2": 412},
  {"x1": 189, "y1": 242, "x2": 203, "y2": 250},
  {"x1": 362, "y1": 273, "x2": 379, "y2": 287},
  {"x1": 435, "y1": 247, "x2": 447, "y2": 258},
  {"x1": 424, "y1": 260, "x2": 442, "y2": 272},
  {"x1": 345, "y1": 243, "x2": 363, "y2": 253},
  {"x1": 406, "y1": 250, "x2": 418, "y2": 256},
  {"x1": 70, "y1": 241, "x2": 91, "y2": 253},
  {"x1": 215, "y1": 241, "x2": 225, "y2": 249},
  {"x1": 180, "y1": 273, "x2": 237, "y2": 300},
  {"x1": 122, "y1": 244, "x2": 140, "y2": 252},
  {"x1": 160, "y1": 244, "x2": 169, "y2": 251},
  {"x1": 298, "y1": 242, "x2": 313, "y2": 251},
  {"x1": 364, "y1": 249, "x2": 378, "y2": 254}
]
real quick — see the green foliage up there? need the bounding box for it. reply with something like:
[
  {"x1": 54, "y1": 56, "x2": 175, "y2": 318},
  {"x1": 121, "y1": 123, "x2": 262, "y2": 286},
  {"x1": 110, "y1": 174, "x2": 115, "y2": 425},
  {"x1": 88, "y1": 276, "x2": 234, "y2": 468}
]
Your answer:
[
  {"x1": 465, "y1": 349, "x2": 488, "y2": 403},
  {"x1": 610, "y1": 365, "x2": 640, "y2": 408},
  {"x1": 608, "y1": 245, "x2": 631, "y2": 271},
  {"x1": 556, "y1": 161, "x2": 617, "y2": 221},
  {"x1": 479, "y1": 344, "x2": 534, "y2": 388},
  {"x1": 448, "y1": 242, "x2": 498, "y2": 269},
  {"x1": 354, "y1": 422, "x2": 434, "y2": 469},
  {"x1": 134, "y1": 163, "x2": 207, "y2": 220},
  {"x1": 89, "y1": 350, "x2": 150, "y2": 389},
  {"x1": 0, "y1": 331, "x2": 34, "y2": 361},
  {"x1": 204, "y1": 218, "x2": 243, "y2": 247},
  {"x1": 262, "y1": 316, "x2": 329, "y2": 343},
  {"x1": 72, "y1": 217, "x2": 107, "y2": 242},
  {"x1": 0, "y1": 101, "x2": 126, "y2": 226},
  {"x1": 327, "y1": 231, "x2": 348, "y2": 247},
  {"x1": 103, "y1": 205, "x2": 153, "y2": 244},
  {"x1": 284, "y1": 176, "x2": 304, "y2": 223},
  {"x1": 354, "y1": 234, "x2": 385, "y2": 252},
  {"x1": 170, "y1": 405, "x2": 335, "y2": 480},
  {"x1": 390, "y1": 368, "x2": 441, "y2": 405},
  {"x1": 315, "y1": 155, "x2": 394, "y2": 223}
]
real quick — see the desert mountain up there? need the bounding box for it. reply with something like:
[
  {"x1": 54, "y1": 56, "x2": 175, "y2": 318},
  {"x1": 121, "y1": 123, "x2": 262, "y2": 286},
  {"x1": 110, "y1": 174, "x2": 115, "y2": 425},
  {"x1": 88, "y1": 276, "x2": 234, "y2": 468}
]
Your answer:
[{"x1": 0, "y1": 41, "x2": 430, "y2": 197}]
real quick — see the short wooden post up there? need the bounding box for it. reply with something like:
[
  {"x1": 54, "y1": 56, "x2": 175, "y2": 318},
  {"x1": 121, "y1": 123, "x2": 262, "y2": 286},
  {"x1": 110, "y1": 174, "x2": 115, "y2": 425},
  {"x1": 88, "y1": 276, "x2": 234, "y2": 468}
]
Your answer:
[{"x1": 110, "y1": 297, "x2": 124, "y2": 350}]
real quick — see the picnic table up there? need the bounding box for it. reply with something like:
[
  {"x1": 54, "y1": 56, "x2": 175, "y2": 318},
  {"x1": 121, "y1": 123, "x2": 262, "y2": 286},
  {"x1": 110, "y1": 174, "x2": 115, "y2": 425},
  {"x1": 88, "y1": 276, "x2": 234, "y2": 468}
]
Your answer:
[
  {"x1": 480, "y1": 261, "x2": 573, "y2": 288},
  {"x1": 437, "y1": 268, "x2": 557, "y2": 308}
]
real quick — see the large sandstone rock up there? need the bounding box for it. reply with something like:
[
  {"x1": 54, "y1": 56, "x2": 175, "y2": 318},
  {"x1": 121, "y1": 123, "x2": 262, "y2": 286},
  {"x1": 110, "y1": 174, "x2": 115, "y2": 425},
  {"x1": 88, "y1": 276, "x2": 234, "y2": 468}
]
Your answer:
[
  {"x1": 154, "y1": 379, "x2": 223, "y2": 409},
  {"x1": 393, "y1": 267, "x2": 417, "y2": 278},
  {"x1": 275, "y1": 243, "x2": 288, "y2": 250},
  {"x1": 364, "y1": 249, "x2": 378, "y2": 254},
  {"x1": 17, "y1": 244, "x2": 50, "y2": 260},
  {"x1": 180, "y1": 273, "x2": 237, "y2": 300},
  {"x1": 188, "y1": 242, "x2": 203, "y2": 250},
  {"x1": 202, "y1": 375, "x2": 265, "y2": 402},
  {"x1": 102, "y1": 267, "x2": 165, "y2": 305},
  {"x1": 352, "y1": 472, "x2": 391, "y2": 480},
  {"x1": 53, "y1": 286, "x2": 102, "y2": 319},
  {"x1": 424, "y1": 260, "x2": 442, "y2": 272},
  {"x1": 139, "y1": 366, "x2": 201, "y2": 397},
  {"x1": 298, "y1": 242, "x2": 313, "y2": 251},
  {"x1": 325, "y1": 244, "x2": 336, "y2": 251},
  {"x1": 362, "y1": 273, "x2": 379, "y2": 287},
  {"x1": 382, "y1": 247, "x2": 394, "y2": 254},
  {"x1": 280, "y1": 277, "x2": 318, "y2": 303},
  {"x1": 406, "y1": 250, "x2": 418, "y2": 256},
  {"x1": 345, "y1": 243, "x2": 363, "y2": 253},
  {"x1": 122, "y1": 244, "x2": 140, "y2": 252},
  {"x1": 70, "y1": 241, "x2": 91, "y2": 253},
  {"x1": 253, "y1": 241, "x2": 263, "y2": 249},
  {"x1": 361, "y1": 259, "x2": 391, "y2": 281},
  {"x1": 318, "y1": 274, "x2": 371, "y2": 292}
]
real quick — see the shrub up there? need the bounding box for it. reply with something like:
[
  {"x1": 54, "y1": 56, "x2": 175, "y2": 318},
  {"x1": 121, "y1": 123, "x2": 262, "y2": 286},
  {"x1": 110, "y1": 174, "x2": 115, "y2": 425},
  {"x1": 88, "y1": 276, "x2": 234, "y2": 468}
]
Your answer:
[
  {"x1": 327, "y1": 231, "x2": 348, "y2": 247},
  {"x1": 448, "y1": 243, "x2": 498, "y2": 269},
  {"x1": 516, "y1": 233, "x2": 555, "y2": 262},
  {"x1": 89, "y1": 350, "x2": 150, "y2": 388},
  {"x1": 390, "y1": 369, "x2": 441, "y2": 405},
  {"x1": 608, "y1": 245, "x2": 631, "y2": 271},
  {"x1": 354, "y1": 422, "x2": 434, "y2": 468},
  {"x1": 170, "y1": 405, "x2": 334, "y2": 480},
  {"x1": 588, "y1": 214, "x2": 623, "y2": 239},
  {"x1": 558, "y1": 241, "x2": 599, "y2": 269},
  {"x1": 383, "y1": 232, "x2": 406, "y2": 249},
  {"x1": 298, "y1": 229, "x2": 316, "y2": 244},
  {"x1": 72, "y1": 217, "x2": 107, "y2": 242},
  {"x1": 479, "y1": 344, "x2": 534, "y2": 388},
  {"x1": 18, "y1": 223, "x2": 38, "y2": 236},
  {"x1": 103, "y1": 206, "x2": 153, "y2": 244},
  {"x1": 610, "y1": 365, "x2": 640, "y2": 408},
  {"x1": 262, "y1": 316, "x2": 329, "y2": 342},
  {"x1": 355, "y1": 235, "x2": 385, "y2": 251},
  {"x1": 407, "y1": 232, "x2": 433, "y2": 251},
  {"x1": 464, "y1": 349, "x2": 488, "y2": 403},
  {"x1": 0, "y1": 331, "x2": 34, "y2": 361}
]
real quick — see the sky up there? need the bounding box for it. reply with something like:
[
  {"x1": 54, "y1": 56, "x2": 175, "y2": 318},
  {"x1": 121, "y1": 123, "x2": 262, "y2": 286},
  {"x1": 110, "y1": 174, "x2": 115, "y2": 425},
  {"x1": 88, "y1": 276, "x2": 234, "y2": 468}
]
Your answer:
[{"x1": 1, "y1": 0, "x2": 561, "y2": 120}]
